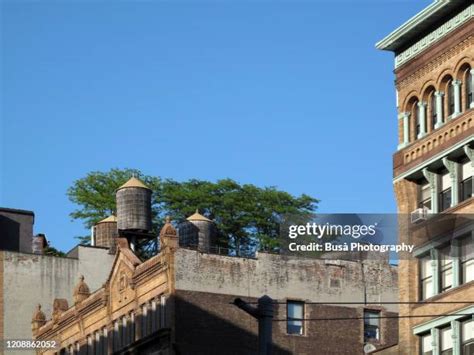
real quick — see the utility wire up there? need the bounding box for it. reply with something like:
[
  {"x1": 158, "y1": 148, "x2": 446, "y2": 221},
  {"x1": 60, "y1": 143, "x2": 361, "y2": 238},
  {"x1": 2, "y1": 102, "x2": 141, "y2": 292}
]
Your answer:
[
  {"x1": 233, "y1": 301, "x2": 474, "y2": 305},
  {"x1": 273, "y1": 313, "x2": 474, "y2": 322}
]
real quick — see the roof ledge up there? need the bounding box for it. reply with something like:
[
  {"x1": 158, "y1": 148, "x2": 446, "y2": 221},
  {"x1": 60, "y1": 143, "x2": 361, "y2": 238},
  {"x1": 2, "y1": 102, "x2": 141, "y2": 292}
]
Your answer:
[{"x1": 376, "y1": 0, "x2": 466, "y2": 52}]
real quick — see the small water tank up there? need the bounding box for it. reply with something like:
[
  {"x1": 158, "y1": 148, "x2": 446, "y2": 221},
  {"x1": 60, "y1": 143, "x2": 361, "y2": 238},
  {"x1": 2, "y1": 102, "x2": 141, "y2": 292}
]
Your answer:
[
  {"x1": 178, "y1": 210, "x2": 217, "y2": 251},
  {"x1": 94, "y1": 215, "x2": 118, "y2": 248},
  {"x1": 116, "y1": 177, "x2": 152, "y2": 232}
]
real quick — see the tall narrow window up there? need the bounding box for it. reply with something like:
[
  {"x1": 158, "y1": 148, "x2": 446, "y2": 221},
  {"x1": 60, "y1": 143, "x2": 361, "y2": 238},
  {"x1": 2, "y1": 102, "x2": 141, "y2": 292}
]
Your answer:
[
  {"x1": 421, "y1": 333, "x2": 433, "y2": 355},
  {"x1": 440, "y1": 246, "x2": 453, "y2": 292},
  {"x1": 160, "y1": 295, "x2": 167, "y2": 328},
  {"x1": 363, "y1": 310, "x2": 380, "y2": 342},
  {"x1": 461, "y1": 161, "x2": 473, "y2": 202},
  {"x1": 439, "y1": 172, "x2": 452, "y2": 212},
  {"x1": 448, "y1": 81, "x2": 455, "y2": 116},
  {"x1": 129, "y1": 313, "x2": 135, "y2": 343},
  {"x1": 101, "y1": 327, "x2": 108, "y2": 355},
  {"x1": 414, "y1": 100, "x2": 421, "y2": 138},
  {"x1": 440, "y1": 327, "x2": 453, "y2": 355},
  {"x1": 461, "y1": 236, "x2": 474, "y2": 284},
  {"x1": 151, "y1": 299, "x2": 158, "y2": 332},
  {"x1": 467, "y1": 70, "x2": 473, "y2": 109},
  {"x1": 431, "y1": 92, "x2": 437, "y2": 130},
  {"x1": 113, "y1": 320, "x2": 120, "y2": 351},
  {"x1": 141, "y1": 304, "x2": 148, "y2": 337},
  {"x1": 287, "y1": 301, "x2": 304, "y2": 335},
  {"x1": 419, "y1": 182, "x2": 431, "y2": 210},
  {"x1": 86, "y1": 335, "x2": 93, "y2": 355},
  {"x1": 121, "y1": 316, "x2": 128, "y2": 347},
  {"x1": 94, "y1": 332, "x2": 100, "y2": 355},
  {"x1": 462, "y1": 319, "x2": 474, "y2": 354},
  {"x1": 420, "y1": 256, "x2": 433, "y2": 300}
]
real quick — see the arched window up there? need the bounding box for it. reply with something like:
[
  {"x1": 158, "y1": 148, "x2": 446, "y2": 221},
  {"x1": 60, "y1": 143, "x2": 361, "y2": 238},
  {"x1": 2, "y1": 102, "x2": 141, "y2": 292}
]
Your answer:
[
  {"x1": 422, "y1": 86, "x2": 437, "y2": 132},
  {"x1": 413, "y1": 100, "x2": 420, "y2": 139},
  {"x1": 405, "y1": 96, "x2": 419, "y2": 142},
  {"x1": 431, "y1": 92, "x2": 437, "y2": 130},
  {"x1": 467, "y1": 69, "x2": 473, "y2": 109},
  {"x1": 448, "y1": 80, "x2": 455, "y2": 116}
]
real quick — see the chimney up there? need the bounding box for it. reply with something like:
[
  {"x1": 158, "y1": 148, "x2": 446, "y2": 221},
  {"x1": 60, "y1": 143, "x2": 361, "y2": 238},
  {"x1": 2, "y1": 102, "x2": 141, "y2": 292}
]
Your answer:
[{"x1": 32, "y1": 234, "x2": 47, "y2": 255}]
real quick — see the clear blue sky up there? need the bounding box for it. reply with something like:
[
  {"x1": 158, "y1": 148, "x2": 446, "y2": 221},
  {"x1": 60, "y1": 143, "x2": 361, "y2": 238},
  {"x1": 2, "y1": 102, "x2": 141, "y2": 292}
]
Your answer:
[{"x1": 1, "y1": 0, "x2": 431, "y2": 252}]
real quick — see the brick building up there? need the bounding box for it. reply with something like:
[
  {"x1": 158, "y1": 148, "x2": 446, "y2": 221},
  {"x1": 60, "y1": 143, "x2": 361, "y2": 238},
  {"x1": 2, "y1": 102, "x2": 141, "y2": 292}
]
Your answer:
[
  {"x1": 376, "y1": 1, "x2": 474, "y2": 354},
  {"x1": 32, "y1": 177, "x2": 399, "y2": 355},
  {"x1": 0, "y1": 207, "x2": 115, "y2": 355}
]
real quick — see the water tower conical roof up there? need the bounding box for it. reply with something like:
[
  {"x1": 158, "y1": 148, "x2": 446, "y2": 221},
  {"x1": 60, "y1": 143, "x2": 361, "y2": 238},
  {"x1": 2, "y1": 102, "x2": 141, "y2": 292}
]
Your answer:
[
  {"x1": 117, "y1": 177, "x2": 150, "y2": 191},
  {"x1": 186, "y1": 209, "x2": 211, "y2": 222}
]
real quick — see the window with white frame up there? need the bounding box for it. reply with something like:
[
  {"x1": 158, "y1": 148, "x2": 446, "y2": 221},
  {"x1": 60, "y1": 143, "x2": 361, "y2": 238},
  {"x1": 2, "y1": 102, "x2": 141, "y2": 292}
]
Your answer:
[
  {"x1": 287, "y1": 301, "x2": 304, "y2": 335},
  {"x1": 363, "y1": 310, "x2": 380, "y2": 342},
  {"x1": 419, "y1": 236, "x2": 474, "y2": 300},
  {"x1": 461, "y1": 161, "x2": 473, "y2": 202},
  {"x1": 421, "y1": 333, "x2": 433, "y2": 355},
  {"x1": 440, "y1": 326, "x2": 453, "y2": 355},
  {"x1": 461, "y1": 237, "x2": 474, "y2": 284},
  {"x1": 419, "y1": 182, "x2": 432, "y2": 210},
  {"x1": 417, "y1": 317, "x2": 474, "y2": 355},
  {"x1": 462, "y1": 319, "x2": 473, "y2": 355},
  {"x1": 440, "y1": 245, "x2": 453, "y2": 292},
  {"x1": 440, "y1": 172, "x2": 452, "y2": 212},
  {"x1": 420, "y1": 256, "x2": 434, "y2": 300}
]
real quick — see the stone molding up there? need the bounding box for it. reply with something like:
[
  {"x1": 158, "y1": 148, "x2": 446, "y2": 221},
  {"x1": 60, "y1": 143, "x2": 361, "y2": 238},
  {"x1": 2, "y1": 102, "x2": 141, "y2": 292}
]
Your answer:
[
  {"x1": 395, "y1": 5, "x2": 474, "y2": 69},
  {"x1": 396, "y1": 35, "x2": 473, "y2": 90}
]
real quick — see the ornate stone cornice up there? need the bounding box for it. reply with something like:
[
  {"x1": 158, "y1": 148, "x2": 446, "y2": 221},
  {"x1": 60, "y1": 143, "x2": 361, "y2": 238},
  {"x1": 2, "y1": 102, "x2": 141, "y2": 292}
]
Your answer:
[{"x1": 394, "y1": 5, "x2": 474, "y2": 69}]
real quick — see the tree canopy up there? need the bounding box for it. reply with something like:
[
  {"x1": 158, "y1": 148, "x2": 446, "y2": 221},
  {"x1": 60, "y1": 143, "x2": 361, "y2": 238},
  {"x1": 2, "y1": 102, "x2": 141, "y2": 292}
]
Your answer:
[{"x1": 67, "y1": 168, "x2": 318, "y2": 254}]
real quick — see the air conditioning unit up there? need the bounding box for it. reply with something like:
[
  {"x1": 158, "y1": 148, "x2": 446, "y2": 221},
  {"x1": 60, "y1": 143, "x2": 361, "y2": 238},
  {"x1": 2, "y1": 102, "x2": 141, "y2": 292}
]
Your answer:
[{"x1": 411, "y1": 208, "x2": 430, "y2": 224}]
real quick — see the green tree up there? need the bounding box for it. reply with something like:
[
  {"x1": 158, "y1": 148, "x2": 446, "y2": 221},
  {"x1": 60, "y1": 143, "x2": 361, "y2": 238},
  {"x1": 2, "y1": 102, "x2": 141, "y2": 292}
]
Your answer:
[
  {"x1": 67, "y1": 168, "x2": 318, "y2": 254},
  {"x1": 67, "y1": 168, "x2": 162, "y2": 244},
  {"x1": 43, "y1": 245, "x2": 66, "y2": 257}
]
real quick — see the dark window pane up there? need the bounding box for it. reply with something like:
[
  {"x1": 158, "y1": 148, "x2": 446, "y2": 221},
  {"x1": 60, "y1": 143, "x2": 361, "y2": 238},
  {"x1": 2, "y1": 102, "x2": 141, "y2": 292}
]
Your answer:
[
  {"x1": 463, "y1": 342, "x2": 474, "y2": 355},
  {"x1": 449, "y1": 83, "x2": 455, "y2": 115},
  {"x1": 461, "y1": 178, "x2": 472, "y2": 202},
  {"x1": 440, "y1": 189, "x2": 452, "y2": 212}
]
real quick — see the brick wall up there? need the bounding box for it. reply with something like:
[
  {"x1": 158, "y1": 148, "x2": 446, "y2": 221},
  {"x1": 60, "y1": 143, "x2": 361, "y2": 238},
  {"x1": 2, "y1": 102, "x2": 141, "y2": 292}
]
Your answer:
[{"x1": 173, "y1": 290, "x2": 398, "y2": 355}]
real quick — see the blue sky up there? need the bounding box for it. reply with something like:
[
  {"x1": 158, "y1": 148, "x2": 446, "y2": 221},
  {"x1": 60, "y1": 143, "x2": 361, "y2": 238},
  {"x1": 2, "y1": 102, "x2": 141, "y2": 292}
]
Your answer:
[{"x1": 1, "y1": 0, "x2": 431, "y2": 252}]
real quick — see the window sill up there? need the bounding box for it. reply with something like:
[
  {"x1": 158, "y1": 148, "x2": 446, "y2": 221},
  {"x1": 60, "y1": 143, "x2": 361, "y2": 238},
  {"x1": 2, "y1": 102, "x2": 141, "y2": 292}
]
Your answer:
[{"x1": 416, "y1": 279, "x2": 474, "y2": 306}]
